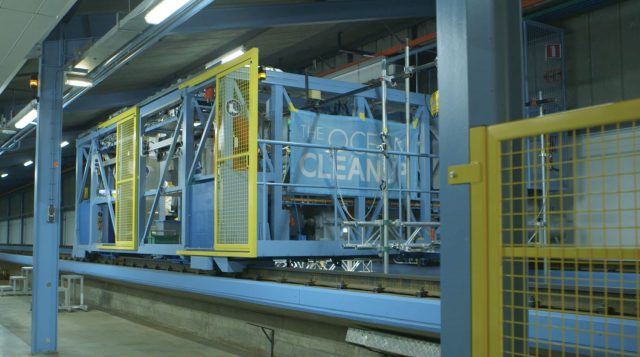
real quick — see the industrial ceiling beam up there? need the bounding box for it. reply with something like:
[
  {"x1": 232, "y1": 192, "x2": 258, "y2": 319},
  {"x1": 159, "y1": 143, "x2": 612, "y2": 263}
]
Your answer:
[
  {"x1": 64, "y1": 87, "x2": 161, "y2": 113},
  {"x1": 63, "y1": 0, "x2": 216, "y2": 109},
  {"x1": 172, "y1": 0, "x2": 435, "y2": 34}
]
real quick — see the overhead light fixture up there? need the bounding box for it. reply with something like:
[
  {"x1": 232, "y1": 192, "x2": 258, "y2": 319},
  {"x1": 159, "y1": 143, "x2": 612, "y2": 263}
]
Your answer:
[
  {"x1": 14, "y1": 101, "x2": 38, "y2": 129},
  {"x1": 15, "y1": 109, "x2": 37, "y2": 129},
  {"x1": 1, "y1": 129, "x2": 16, "y2": 135},
  {"x1": 67, "y1": 67, "x2": 89, "y2": 76},
  {"x1": 60, "y1": 141, "x2": 70, "y2": 148},
  {"x1": 193, "y1": 121, "x2": 201, "y2": 127},
  {"x1": 205, "y1": 47, "x2": 245, "y2": 69},
  {"x1": 65, "y1": 77, "x2": 93, "y2": 88},
  {"x1": 145, "y1": 0, "x2": 190, "y2": 25},
  {"x1": 24, "y1": 160, "x2": 33, "y2": 167},
  {"x1": 221, "y1": 48, "x2": 245, "y2": 64},
  {"x1": 1, "y1": 173, "x2": 7, "y2": 178}
]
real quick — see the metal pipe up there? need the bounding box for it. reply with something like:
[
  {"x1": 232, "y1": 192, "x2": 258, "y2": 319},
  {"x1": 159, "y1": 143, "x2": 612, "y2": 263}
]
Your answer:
[
  {"x1": 404, "y1": 40, "x2": 412, "y2": 242},
  {"x1": 381, "y1": 60, "x2": 390, "y2": 274},
  {"x1": 0, "y1": 126, "x2": 36, "y2": 155},
  {"x1": 261, "y1": 142, "x2": 267, "y2": 241},
  {"x1": 537, "y1": 90, "x2": 549, "y2": 276},
  {"x1": 332, "y1": 148, "x2": 339, "y2": 240},
  {"x1": 257, "y1": 139, "x2": 436, "y2": 158},
  {"x1": 392, "y1": 221, "x2": 440, "y2": 227},
  {"x1": 341, "y1": 220, "x2": 384, "y2": 227},
  {"x1": 342, "y1": 220, "x2": 439, "y2": 227},
  {"x1": 258, "y1": 181, "x2": 437, "y2": 194}
]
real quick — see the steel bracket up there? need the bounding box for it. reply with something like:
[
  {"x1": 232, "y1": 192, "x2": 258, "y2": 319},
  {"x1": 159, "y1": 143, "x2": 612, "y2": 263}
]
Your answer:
[{"x1": 447, "y1": 162, "x2": 482, "y2": 185}]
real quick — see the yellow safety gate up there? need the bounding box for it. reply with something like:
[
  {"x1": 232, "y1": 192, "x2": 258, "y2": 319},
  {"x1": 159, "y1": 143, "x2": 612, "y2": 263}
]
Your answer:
[
  {"x1": 177, "y1": 48, "x2": 259, "y2": 258},
  {"x1": 212, "y1": 50, "x2": 258, "y2": 257},
  {"x1": 462, "y1": 99, "x2": 640, "y2": 356},
  {"x1": 98, "y1": 107, "x2": 139, "y2": 250}
]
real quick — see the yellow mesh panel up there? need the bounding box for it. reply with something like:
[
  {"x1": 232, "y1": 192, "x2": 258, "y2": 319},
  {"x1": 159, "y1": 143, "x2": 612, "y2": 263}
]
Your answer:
[
  {"x1": 483, "y1": 106, "x2": 640, "y2": 356},
  {"x1": 213, "y1": 51, "x2": 258, "y2": 256},
  {"x1": 114, "y1": 109, "x2": 138, "y2": 249}
]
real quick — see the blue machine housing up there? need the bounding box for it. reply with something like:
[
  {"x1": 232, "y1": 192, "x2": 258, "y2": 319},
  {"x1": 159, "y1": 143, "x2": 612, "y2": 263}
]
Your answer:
[{"x1": 73, "y1": 67, "x2": 435, "y2": 267}]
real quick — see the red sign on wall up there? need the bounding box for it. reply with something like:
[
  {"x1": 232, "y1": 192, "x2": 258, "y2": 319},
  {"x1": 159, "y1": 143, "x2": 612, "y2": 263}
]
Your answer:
[{"x1": 545, "y1": 44, "x2": 562, "y2": 60}]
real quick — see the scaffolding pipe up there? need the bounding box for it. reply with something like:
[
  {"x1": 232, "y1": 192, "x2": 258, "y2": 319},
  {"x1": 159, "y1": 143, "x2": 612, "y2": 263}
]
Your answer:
[
  {"x1": 381, "y1": 60, "x2": 390, "y2": 274},
  {"x1": 342, "y1": 220, "x2": 440, "y2": 227},
  {"x1": 538, "y1": 91, "x2": 549, "y2": 276},
  {"x1": 257, "y1": 138, "x2": 436, "y2": 158},
  {"x1": 404, "y1": 40, "x2": 412, "y2": 242}
]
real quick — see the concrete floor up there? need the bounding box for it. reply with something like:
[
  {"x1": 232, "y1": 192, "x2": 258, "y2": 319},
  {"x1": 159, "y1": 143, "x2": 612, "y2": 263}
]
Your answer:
[{"x1": 0, "y1": 295, "x2": 246, "y2": 356}]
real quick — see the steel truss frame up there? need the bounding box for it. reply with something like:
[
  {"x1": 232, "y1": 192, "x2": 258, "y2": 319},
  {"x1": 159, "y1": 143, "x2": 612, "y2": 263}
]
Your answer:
[{"x1": 73, "y1": 51, "x2": 437, "y2": 266}]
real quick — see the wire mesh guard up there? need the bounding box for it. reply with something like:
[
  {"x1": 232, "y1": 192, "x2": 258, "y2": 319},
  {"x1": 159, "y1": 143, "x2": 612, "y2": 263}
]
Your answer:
[
  {"x1": 116, "y1": 118, "x2": 136, "y2": 244},
  {"x1": 215, "y1": 67, "x2": 251, "y2": 246},
  {"x1": 499, "y1": 121, "x2": 639, "y2": 356}
]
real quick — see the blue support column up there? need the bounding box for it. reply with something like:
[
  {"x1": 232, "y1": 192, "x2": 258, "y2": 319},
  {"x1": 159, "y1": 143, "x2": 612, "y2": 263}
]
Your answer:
[
  {"x1": 437, "y1": 1, "x2": 523, "y2": 356},
  {"x1": 31, "y1": 37, "x2": 65, "y2": 353},
  {"x1": 419, "y1": 108, "x2": 431, "y2": 223},
  {"x1": 269, "y1": 85, "x2": 289, "y2": 240},
  {"x1": 181, "y1": 94, "x2": 194, "y2": 247}
]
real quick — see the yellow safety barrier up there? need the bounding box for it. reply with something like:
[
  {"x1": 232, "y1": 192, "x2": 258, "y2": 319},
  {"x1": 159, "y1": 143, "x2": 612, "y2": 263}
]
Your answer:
[
  {"x1": 464, "y1": 99, "x2": 640, "y2": 356},
  {"x1": 178, "y1": 49, "x2": 259, "y2": 258},
  {"x1": 98, "y1": 107, "x2": 139, "y2": 250}
]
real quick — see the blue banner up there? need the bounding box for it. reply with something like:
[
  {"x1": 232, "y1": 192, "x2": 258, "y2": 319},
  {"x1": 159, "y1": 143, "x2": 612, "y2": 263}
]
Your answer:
[{"x1": 289, "y1": 110, "x2": 419, "y2": 198}]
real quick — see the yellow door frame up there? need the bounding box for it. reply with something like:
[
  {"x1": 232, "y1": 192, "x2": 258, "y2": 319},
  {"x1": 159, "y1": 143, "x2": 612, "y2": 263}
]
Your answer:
[{"x1": 97, "y1": 106, "x2": 139, "y2": 251}]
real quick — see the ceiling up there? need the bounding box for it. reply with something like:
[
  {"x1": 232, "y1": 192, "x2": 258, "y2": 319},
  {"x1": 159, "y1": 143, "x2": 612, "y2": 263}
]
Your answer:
[
  {"x1": 0, "y1": 0, "x2": 619, "y2": 193},
  {"x1": 0, "y1": 0, "x2": 78, "y2": 95},
  {"x1": 0, "y1": 0, "x2": 432, "y2": 192}
]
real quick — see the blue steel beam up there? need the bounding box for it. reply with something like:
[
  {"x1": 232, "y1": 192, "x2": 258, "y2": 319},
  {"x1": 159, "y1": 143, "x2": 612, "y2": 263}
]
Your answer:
[
  {"x1": 0, "y1": 253, "x2": 440, "y2": 335},
  {"x1": 173, "y1": 0, "x2": 435, "y2": 34},
  {"x1": 32, "y1": 38, "x2": 65, "y2": 354},
  {"x1": 268, "y1": 86, "x2": 288, "y2": 241},
  {"x1": 1, "y1": 251, "x2": 635, "y2": 355},
  {"x1": 262, "y1": 71, "x2": 427, "y2": 105}
]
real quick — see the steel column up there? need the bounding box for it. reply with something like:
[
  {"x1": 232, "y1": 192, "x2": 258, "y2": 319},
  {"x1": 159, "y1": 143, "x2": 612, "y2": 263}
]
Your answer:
[
  {"x1": 437, "y1": 0, "x2": 523, "y2": 356},
  {"x1": 31, "y1": 37, "x2": 65, "y2": 354},
  {"x1": 181, "y1": 95, "x2": 194, "y2": 247},
  {"x1": 269, "y1": 86, "x2": 288, "y2": 240}
]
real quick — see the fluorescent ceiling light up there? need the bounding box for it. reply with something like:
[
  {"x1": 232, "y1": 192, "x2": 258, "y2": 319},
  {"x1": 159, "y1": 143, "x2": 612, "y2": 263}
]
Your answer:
[
  {"x1": 205, "y1": 47, "x2": 245, "y2": 69},
  {"x1": 1, "y1": 129, "x2": 16, "y2": 135},
  {"x1": 67, "y1": 67, "x2": 89, "y2": 76},
  {"x1": 65, "y1": 78, "x2": 93, "y2": 88},
  {"x1": 145, "y1": 0, "x2": 190, "y2": 25},
  {"x1": 60, "y1": 141, "x2": 70, "y2": 148},
  {"x1": 1, "y1": 173, "x2": 7, "y2": 178},
  {"x1": 24, "y1": 160, "x2": 33, "y2": 167},
  {"x1": 194, "y1": 121, "x2": 201, "y2": 127},
  {"x1": 15, "y1": 108, "x2": 38, "y2": 129},
  {"x1": 220, "y1": 48, "x2": 245, "y2": 64}
]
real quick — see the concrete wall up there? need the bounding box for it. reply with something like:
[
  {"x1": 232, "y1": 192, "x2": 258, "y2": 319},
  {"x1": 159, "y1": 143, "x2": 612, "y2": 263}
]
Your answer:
[
  {"x1": 562, "y1": 0, "x2": 640, "y2": 109},
  {"x1": 81, "y1": 279, "x2": 384, "y2": 357}
]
